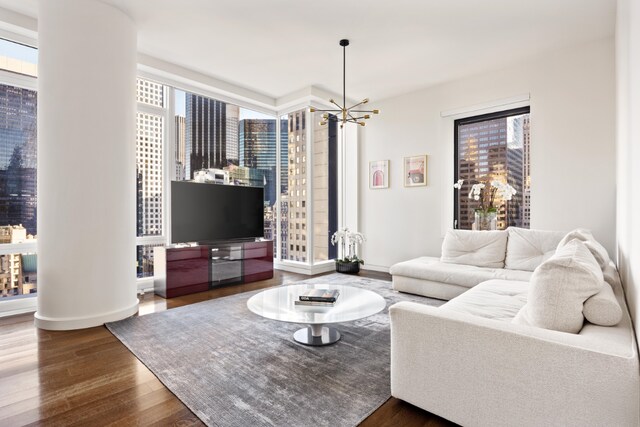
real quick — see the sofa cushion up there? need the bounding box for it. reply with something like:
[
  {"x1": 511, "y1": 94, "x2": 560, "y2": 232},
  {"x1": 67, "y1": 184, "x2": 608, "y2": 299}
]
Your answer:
[
  {"x1": 441, "y1": 279, "x2": 528, "y2": 321},
  {"x1": 390, "y1": 256, "x2": 532, "y2": 289},
  {"x1": 504, "y1": 227, "x2": 565, "y2": 272},
  {"x1": 441, "y1": 229, "x2": 508, "y2": 268},
  {"x1": 557, "y1": 228, "x2": 610, "y2": 271},
  {"x1": 513, "y1": 239, "x2": 604, "y2": 334},
  {"x1": 583, "y1": 283, "x2": 623, "y2": 326}
]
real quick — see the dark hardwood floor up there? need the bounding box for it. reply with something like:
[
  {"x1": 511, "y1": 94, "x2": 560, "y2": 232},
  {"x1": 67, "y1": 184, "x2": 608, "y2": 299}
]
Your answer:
[{"x1": 0, "y1": 270, "x2": 454, "y2": 426}]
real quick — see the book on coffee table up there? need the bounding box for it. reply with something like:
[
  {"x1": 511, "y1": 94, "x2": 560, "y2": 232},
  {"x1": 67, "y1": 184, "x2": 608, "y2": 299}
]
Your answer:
[
  {"x1": 299, "y1": 289, "x2": 340, "y2": 303},
  {"x1": 294, "y1": 300, "x2": 335, "y2": 307}
]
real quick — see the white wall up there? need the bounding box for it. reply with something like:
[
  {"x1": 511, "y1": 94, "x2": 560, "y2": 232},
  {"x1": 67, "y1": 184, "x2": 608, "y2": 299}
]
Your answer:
[
  {"x1": 616, "y1": 0, "x2": 640, "y2": 332},
  {"x1": 360, "y1": 38, "x2": 616, "y2": 271}
]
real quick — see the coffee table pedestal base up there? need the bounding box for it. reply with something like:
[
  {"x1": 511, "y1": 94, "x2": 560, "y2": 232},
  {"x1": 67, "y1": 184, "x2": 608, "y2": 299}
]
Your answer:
[{"x1": 293, "y1": 324, "x2": 340, "y2": 346}]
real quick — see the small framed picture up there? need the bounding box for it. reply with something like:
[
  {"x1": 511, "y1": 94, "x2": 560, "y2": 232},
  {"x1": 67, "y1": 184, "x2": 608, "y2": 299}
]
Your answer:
[
  {"x1": 369, "y1": 160, "x2": 389, "y2": 189},
  {"x1": 404, "y1": 155, "x2": 427, "y2": 187}
]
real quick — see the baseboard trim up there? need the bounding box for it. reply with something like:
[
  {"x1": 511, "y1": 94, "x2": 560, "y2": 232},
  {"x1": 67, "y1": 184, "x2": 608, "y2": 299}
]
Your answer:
[
  {"x1": 34, "y1": 299, "x2": 139, "y2": 331},
  {"x1": 361, "y1": 264, "x2": 390, "y2": 274},
  {"x1": 0, "y1": 296, "x2": 37, "y2": 317},
  {"x1": 275, "y1": 260, "x2": 336, "y2": 276}
]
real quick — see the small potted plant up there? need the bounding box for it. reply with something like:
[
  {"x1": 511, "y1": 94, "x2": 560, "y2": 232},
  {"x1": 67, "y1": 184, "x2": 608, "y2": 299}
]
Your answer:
[{"x1": 331, "y1": 228, "x2": 365, "y2": 274}]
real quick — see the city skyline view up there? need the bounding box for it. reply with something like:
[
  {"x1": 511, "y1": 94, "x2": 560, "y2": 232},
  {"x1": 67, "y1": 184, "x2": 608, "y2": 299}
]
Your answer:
[
  {"x1": 136, "y1": 79, "x2": 339, "y2": 277},
  {"x1": 455, "y1": 110, "x2": 531, "y2": 230}
]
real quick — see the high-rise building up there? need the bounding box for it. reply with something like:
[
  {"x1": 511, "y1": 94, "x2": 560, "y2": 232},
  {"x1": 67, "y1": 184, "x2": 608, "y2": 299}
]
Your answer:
[
  {"x1": 226, "y1": 104, "x2": 239, "y2": 164},
  {"x1": 185, "y1": 94, "x2": 227, "y2": 179},
  {"x1": 239, "y1": 119, "x2": 277, "y2": 169},
  {"x1": 135, "y1": 79, "x2": 165, "y2": 279},
  {"x1": 312, "y1": 113, "x2": 337, "y2": 261},
  {"x1": 506, "y1": 146, "x2": 524, "y2": 227},
  {"x1": 175, "y1": 116, "x2": 186, "y2": 180},
  {"x1": 0, "y1": 225, "x2": 35, "y2": 297},
  {"x1": 281, "y1": 111, "x2": 337, "y2": 262},
  {"x1": 0, "y1": 252, "x2": 21, "y2": 297},
  {"x1": 239, "y1": 119, "x2": 279, "y2": 206},
  {"x1": 522, "y1": 116, "x2": 531, "y2": 228},
  {"x1": 136, "y1": 110, "x2": 163, "y2": 236},
  {"x1": 280, "y1": 119, "x2": 289, "y2": 196},
  {"x1": 278, "y1": 197, "x2": 289, "y2": 260},
  {"x1": 0, "y1": 84, "x2": 37, "y2": 236},
  {"x1": 286, "y1": 111, "x2": 307, "y2": 262},
  {"x1": 0, "y1": 224, "x2": 26, "y2": 243}
]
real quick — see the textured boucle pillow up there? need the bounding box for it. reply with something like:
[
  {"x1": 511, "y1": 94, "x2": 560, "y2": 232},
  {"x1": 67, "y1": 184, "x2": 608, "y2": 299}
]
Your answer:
[
  {"x1": 441, "y1": 229, "x2": 508, "y2": 268},
  {"x1": 557, "y1": 229, "x2": 610, "y2": 271},
  {"x1": 513, "y1": 239, "x2": 604, "y2": 334},
  {"x1": 583, "y1": 283, "x2": 623, "y2": 326}
]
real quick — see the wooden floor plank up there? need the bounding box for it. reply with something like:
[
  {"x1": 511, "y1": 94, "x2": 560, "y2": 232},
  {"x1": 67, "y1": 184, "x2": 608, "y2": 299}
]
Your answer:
[{"x1": 0, "y1": 270, "x2": 453, "y2": 426}]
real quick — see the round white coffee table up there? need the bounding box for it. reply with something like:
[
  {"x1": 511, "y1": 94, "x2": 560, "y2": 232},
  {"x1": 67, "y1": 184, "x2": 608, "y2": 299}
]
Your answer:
[{"x1": 247, "y1": 284, "x2": 386, "y2": 346}]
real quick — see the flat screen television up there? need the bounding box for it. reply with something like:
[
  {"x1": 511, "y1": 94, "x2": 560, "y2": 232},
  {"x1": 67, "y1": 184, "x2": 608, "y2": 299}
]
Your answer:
[{"x1": 171, "y1": 181, "x2": 264, "y2": 243}]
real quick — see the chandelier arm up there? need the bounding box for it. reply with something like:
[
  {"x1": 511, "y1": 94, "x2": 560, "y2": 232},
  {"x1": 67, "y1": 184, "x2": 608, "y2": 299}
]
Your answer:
[
  {"x1": 346, "y1": 114, "x2": 361, "y2": 125},
  {"x1": 350, "y1": 109, "x2": 377, "y2": 113},
  {"x1": 312, "y1": 109, "x2": 341, "y2": 112},
  {"x1": 330, "y1": 99, "x2": 343, "y2": 110}
]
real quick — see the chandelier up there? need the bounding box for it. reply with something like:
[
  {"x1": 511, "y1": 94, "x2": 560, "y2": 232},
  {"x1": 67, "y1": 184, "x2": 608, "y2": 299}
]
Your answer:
[{"x1": 310, "y1": 39, "x2": 380, "y2": 128}]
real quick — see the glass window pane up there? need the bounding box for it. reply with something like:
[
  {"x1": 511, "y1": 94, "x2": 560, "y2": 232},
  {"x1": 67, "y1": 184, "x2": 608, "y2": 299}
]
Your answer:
[
  {"x1": 0, "y1": 84, "x2": 37, "y2": 240},
  {"x1": 136, "y1": 244, "x2": 164, "y2": 278},
  {"x1": 0, "y1": 38, "x2": 37, "y2": 77},
  {"x1": 136, "y1": 110, "x2": 164, "y2": 236},
  {"x1": 455, "y1": 111, "x2": 530, "y2": 230},
  {"x1": 136, "y1": 78, "x2": 165, "y2": 108},
  {"x1": 312, "y1": 112, "x2": 338, "y2": 262},
  {"x1": 282, "y1": 109, "x2": 307, "y2": 262},
  {"x1": 0, "y1": 252, "x2": 36, "y2": 299},
  {"x1": 174, "y1": 90, "x2": 279, "y2": 255}
]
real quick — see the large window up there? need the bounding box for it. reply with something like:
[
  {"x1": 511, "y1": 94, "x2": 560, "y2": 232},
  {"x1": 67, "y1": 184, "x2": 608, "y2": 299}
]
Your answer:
[
  {"x1": 174, "y1": 90, "x2": 279, "y2": 256},
  {"x1": 282, "y1": 109, "x2": 308, "y2": 262},
  {"x1": 454, "y1": 107, "x2": 531, "y2": 230},
  {"x1": 0, "y1": 39, "x2": 37, "y2": 299},
  {"x1": 280, "y1": 109, "x2": 337, "y2": 263},
  {"x1": 312, "y1": 112, "x2": 337, "y2": 261},
  {"x1": 133, "y1": 85, "x2": 342, "y2": 279},
  {"x1": 136, "y1": 78, "x2": 168, "y2": 277}
]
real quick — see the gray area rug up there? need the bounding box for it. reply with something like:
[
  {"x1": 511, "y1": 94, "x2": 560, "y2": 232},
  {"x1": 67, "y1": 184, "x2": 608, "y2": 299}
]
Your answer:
[{"x1": 106, "y1": 273, "x2": 444, "y2": 427}]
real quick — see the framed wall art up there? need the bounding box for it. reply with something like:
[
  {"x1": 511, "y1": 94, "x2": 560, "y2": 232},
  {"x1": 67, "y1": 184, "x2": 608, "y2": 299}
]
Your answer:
[
  {"x1": 369, "y1": 160, "x2": 389, "y2": 189},
  {"x1": 404, "y1": 155, "x2": 427, "y2": 187}
]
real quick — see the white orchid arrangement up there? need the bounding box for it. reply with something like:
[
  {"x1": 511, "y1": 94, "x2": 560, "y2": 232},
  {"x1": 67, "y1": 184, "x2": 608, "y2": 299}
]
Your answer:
[
  {"x1": 331, "y1": 227, "x2": 366, "y2": 264},
  {"x1": 453, "y1": 178, "x2": 517, "y2": 213}
]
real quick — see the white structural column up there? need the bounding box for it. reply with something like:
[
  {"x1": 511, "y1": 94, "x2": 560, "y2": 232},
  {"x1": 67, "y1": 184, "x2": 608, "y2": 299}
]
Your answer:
[{"x1": 35, "y1": 0, "x2": 138, "y2": 330}]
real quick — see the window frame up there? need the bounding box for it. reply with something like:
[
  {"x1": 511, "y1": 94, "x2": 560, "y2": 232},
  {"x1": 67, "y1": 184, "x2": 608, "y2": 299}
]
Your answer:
[
  {"x1": 453, "y1": 105, "x2": 531, "y2": 229},
  {"x1": 0, "y1": 38, "x2": 39, "y2": 314},
  {"x1": 135, "y1": 80, "x2": 171, "y2": 283}
]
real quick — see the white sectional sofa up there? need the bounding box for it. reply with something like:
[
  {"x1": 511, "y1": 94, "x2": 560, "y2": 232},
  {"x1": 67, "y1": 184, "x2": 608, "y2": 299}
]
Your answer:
[
  {"x1": 389, "y1": 228, "x2": 640, "y2": 427},
  {"x1": 390, "y1": 227, "x2": 564, "y2": 300}
]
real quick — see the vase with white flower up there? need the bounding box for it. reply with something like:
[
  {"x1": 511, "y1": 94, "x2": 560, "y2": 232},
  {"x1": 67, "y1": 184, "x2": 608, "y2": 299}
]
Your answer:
[
  {"x1": 331, "y1": 228, "x2": 366, "y2": 274},
  {"x1": 453, "y1": 178, "x2": 517, "y2": 230}
]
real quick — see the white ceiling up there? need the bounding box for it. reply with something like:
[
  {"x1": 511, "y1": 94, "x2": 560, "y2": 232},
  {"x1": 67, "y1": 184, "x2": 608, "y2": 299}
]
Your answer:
[{"x1": 0, "y1": 0, "x2": 616, "y2": 102}]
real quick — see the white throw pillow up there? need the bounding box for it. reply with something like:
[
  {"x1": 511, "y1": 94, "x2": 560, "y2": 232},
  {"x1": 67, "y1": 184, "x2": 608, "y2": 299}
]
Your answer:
[
  {"x1": 441, "y1": 229, "x2": 508, "y2": 268},
  {"x1": 504, "y1": 227, "x2": 566, "y2": 272},
  {"x1": 583, "y1": 283, "x2": 623, "y2": 326},
  {"x1": 557, "y1": 229, "x2": 610, "y2": 271},
  {"x1": 513, "y1": 239, "x2": 604, "y2": 334}
]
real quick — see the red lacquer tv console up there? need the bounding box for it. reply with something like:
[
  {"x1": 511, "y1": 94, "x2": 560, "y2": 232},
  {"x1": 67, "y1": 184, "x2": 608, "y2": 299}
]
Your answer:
[{"x1": 153, "y1": 240, "x2": 274, "y2": 298}]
